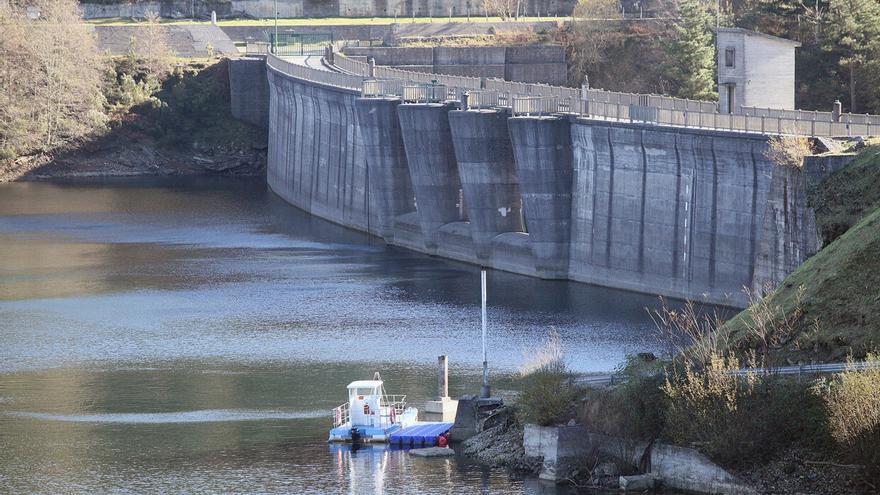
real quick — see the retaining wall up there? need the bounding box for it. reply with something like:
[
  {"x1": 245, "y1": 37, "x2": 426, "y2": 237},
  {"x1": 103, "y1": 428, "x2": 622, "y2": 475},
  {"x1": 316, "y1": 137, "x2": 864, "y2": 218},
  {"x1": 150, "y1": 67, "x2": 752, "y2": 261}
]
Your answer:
[
  {"x1": 259, "y1": 63, "x2": 820, "y2": 307},
  {"x1": 92, "y1": 24, "x2": 237, "y2": 57},
  {"x1": 523, "y1": 424, "x2": 756, "y2": 494},
  {"x1": 229, "y1": 57, "x2": 270, "y2": 128},
  {"x1": 81, "y1": 0, "x2": 577, "y2": 19},
  {"x1": 343, "y1": 45, "x2": 568, "y2": 85}
]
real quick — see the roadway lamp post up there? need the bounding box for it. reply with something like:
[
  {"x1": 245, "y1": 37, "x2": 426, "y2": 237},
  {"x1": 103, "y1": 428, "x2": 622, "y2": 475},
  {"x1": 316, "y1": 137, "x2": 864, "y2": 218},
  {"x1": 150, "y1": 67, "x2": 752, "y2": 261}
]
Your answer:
[{"x1": 274, "y1": 0, "x2": 279, "y2": 52}]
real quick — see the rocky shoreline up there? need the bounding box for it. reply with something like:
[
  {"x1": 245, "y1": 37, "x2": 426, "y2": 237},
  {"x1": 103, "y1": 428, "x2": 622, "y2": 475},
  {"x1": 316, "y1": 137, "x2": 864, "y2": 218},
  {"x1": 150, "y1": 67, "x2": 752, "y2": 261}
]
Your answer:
[
  {"x1": 457, "y1": 405, "x2": 874, "y2": 494},
  {"x1": 0, "y1": 136, "x2": 266, "y2": 183}
]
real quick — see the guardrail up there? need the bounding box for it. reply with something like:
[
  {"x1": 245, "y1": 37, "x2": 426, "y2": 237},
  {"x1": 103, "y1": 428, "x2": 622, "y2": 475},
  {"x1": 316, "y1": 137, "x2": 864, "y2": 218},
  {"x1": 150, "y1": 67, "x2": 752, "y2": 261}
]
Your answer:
[
  {"x1": 334, "y1": 53, "x2": 370, "y2": 77},
  {"x1": 278, "y1": 52, "x2": 875, "y2": 137},
  {"x1": 267, "y1": 53, "x2": 364, "y2": 92},
  {"x1": 244, "y1": 41, "x2": 270, "y2": 55},
  {"x1": 577, "y1": 360, "x2": 880, "y2": 388},
  {"x1": 742, "y1": 105, "x2": 879, "y2": 126},
  {"x1": 362, "y1": 79, "x2": 405, "y2": 97},
  {"x1": 402, "y1": 84, "x2": 448, "y2": 103}
]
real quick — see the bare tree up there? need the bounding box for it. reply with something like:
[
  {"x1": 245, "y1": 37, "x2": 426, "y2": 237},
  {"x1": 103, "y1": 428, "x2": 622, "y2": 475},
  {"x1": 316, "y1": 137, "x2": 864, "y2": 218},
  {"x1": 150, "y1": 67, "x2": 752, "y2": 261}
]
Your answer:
[
  {"x1": 135, "y1": 11, "x2": 173, "y2": 77},
  {"x1": 0, "y1": 0, "x2": 106, "y2": 160},
  {"x1": 482, "y1": 0, "x2": 516, "y2": 19},
  {"x1": 566, "y1": 0, "x2": 624, "y2": 86}
]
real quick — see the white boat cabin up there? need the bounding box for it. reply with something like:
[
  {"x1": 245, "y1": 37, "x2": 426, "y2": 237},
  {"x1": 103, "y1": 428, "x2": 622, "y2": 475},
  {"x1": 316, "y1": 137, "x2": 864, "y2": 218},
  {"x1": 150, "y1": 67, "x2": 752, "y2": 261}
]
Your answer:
[{"x1": 347, "y1": 380, "x2": 386, "y2": 428}]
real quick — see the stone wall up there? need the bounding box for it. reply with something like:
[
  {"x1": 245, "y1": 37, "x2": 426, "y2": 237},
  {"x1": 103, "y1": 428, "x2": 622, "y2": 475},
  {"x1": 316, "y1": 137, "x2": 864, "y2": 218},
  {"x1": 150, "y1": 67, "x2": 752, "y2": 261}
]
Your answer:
[
  {"x1": 80, "y1": 0, "x2": 577, "y2": 19},
  {"x1": 259, "y1": 62, "x2": 821, "y2": 307},
  {"x1": 343, "y1": 45, "x2": 568, "y2": 85}
]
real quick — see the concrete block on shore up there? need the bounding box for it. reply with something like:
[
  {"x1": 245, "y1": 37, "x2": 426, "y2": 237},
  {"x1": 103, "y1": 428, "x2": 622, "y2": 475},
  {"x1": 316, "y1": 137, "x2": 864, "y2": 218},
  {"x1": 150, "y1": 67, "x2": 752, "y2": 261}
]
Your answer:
[
  {"x1": 619, "y1": 474, "x2": 658, "y2": 491},
  {"x1": 409, "y1": 447, "x2": 455, "y2": 458}
]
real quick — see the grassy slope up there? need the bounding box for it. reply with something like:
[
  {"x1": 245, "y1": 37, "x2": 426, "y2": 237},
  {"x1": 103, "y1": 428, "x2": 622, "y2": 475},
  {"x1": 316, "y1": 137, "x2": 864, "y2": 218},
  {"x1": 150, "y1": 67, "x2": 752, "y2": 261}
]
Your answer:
[{"x1": 721, "y1": 145, "x2": 880, "y2": 363}]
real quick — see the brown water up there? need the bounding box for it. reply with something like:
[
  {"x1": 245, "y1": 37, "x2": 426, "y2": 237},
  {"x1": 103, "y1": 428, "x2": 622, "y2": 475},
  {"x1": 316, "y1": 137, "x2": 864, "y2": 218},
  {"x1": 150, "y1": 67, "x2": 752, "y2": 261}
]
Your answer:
[{"x1": 0, "y1": 178, "x2": 703, "y2": 494}]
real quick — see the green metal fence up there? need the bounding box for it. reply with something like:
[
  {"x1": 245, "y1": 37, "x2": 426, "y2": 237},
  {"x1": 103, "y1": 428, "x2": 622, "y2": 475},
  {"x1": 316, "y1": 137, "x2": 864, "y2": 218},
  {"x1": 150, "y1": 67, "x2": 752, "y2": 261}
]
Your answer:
[{"x1": 270, "y1": 33, "x2": 333, "y2": 56}]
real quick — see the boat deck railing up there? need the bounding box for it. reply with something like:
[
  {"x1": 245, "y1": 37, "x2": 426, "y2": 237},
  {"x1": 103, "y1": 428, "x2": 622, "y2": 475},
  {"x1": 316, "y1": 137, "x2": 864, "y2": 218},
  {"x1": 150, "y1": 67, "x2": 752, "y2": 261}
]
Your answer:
[
  {"x1": 380, "y1": 394, "x2": 407, "y2": 425},
  {"x1": 332, "y1": 402, "x2": 351, "y2": 428},
  {"x1": 331, "y1": 394, "x2": 408, "y2": 428}
]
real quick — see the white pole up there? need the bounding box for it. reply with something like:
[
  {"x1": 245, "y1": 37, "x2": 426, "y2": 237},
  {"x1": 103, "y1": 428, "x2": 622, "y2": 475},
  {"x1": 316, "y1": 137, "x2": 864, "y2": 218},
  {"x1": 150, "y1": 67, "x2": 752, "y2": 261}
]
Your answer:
[{"x1": 480, "y1": 269, "x2": 490, "y2": 398}]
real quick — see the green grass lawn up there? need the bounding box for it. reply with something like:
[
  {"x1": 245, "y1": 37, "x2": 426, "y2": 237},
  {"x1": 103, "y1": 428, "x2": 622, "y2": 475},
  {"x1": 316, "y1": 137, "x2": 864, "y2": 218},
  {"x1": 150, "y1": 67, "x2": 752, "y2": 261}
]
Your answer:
[{"x1": 86, "y1": 16, "x2": 570, "y2": 27}]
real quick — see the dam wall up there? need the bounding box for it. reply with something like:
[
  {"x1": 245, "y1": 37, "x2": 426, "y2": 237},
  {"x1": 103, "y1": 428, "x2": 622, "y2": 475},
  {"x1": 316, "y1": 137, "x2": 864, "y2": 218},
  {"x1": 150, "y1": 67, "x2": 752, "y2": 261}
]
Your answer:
[
  {"x1": 263, "y1": 64, "x2": 820, "y2": 307},
  {"x1": 266, "y1": 66, "x2": 378, "y2": 234}
]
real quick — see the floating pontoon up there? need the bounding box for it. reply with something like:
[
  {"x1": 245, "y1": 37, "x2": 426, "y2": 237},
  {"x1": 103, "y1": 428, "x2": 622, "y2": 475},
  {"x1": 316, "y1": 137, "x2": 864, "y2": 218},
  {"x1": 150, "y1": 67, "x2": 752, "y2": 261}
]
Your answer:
[{"x1": 328, "y1": 373, "x2": 452, "y2": 445}]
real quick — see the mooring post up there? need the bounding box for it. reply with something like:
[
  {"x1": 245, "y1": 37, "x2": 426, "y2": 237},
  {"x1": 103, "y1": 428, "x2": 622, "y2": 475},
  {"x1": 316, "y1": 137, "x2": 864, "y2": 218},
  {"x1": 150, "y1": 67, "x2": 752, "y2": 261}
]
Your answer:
[{"x1": 438, "y1": 355, "x2": 449, "y2": 399}]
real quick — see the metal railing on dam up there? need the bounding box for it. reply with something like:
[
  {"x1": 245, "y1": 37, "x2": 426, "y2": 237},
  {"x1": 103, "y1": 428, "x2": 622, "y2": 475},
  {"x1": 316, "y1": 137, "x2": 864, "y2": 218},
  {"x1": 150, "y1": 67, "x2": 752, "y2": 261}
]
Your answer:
[
  {"x1": 330, "y1": 52, "x2": 878, "y2": 138},
  {"x1": 266, "y1": 53, "x2": 365, "y2": 92}
]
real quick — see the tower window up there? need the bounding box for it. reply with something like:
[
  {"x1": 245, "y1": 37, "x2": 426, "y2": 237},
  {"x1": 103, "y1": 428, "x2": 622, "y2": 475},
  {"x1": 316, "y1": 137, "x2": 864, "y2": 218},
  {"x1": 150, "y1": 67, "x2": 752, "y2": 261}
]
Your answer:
[{"x1": 725, "y1": 48, "x2": 735, "y2": 68}]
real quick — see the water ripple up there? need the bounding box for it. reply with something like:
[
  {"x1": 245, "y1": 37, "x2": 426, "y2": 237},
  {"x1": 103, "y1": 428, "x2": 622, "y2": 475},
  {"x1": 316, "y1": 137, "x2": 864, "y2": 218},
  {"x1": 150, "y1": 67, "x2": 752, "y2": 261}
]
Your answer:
[{"x1": 3, "y1": 408, "x2": 328, "y2": 424}]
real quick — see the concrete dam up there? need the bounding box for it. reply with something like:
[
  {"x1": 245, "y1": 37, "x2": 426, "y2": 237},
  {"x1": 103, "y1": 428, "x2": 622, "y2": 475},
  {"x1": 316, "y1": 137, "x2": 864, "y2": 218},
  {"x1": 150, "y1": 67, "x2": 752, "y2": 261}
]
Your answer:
[{"x1": 253, "y1": 55, "x2": 821, "y2": 308}]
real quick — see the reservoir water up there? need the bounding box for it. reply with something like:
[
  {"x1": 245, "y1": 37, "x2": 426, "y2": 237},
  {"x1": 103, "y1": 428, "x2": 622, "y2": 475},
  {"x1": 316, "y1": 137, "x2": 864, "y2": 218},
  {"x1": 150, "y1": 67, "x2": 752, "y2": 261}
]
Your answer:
[{"x1": 0, "y1": 178, "x2": 708, "y2": 493}]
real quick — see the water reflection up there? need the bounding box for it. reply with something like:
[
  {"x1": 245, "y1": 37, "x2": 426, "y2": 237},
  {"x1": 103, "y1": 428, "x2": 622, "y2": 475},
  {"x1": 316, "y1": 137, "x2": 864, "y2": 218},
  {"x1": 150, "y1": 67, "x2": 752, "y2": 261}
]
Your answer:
[{"x1": 0, "y1": 178, "x2": 722, "y2": 493}]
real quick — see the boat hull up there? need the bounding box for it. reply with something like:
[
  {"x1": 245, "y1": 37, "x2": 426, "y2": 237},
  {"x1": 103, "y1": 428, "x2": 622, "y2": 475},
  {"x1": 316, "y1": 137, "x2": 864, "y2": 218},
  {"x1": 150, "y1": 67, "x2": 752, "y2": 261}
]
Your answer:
[{"x1": 328, "y1": 423, "x2": 402, "y2": 443}]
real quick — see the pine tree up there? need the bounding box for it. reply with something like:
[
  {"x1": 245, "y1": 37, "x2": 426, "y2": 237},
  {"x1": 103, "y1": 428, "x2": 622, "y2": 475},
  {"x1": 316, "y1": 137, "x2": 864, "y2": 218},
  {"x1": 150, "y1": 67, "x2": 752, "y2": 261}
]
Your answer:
[
  {"x1": 664, "y1": 0, "x2": 718, "y2": 101},
  {"x1": 824, "y1": 0, "x2": 880, "y2": 112}
]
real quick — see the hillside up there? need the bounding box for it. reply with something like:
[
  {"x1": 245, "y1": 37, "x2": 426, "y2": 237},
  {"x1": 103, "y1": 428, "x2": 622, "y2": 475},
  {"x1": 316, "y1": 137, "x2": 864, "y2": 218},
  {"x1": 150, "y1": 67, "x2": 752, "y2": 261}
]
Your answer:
[{"x1": 721, "y1": 145, "x2": 880, "y2": 364}]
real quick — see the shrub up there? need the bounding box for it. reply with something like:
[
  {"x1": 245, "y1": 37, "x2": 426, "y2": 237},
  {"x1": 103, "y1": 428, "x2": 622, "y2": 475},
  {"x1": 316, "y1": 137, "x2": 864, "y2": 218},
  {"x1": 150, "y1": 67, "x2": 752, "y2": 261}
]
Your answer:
[
  {"x1": 821, "y1": 354, "x2": 880, "y2": 474},
  {"x1": 579, "y1": 356, "x2": 666, "y2": 442},
  {"x1": 661, "y1": 353, "x2": 827, "y2": 465},
  {"x1": 517, "y1": 329, "x2": 581, "y2": 426}
]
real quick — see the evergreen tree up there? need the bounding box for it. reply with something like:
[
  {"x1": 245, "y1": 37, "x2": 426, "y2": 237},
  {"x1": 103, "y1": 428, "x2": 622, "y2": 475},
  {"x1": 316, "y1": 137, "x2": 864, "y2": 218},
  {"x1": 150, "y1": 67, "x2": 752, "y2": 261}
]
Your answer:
[
  {"x1": 664, "y1": 0, "x2": 718, "y2": 101},
  {"x1": 824, "y1": 0, "x2": 880, "y2": 112}
]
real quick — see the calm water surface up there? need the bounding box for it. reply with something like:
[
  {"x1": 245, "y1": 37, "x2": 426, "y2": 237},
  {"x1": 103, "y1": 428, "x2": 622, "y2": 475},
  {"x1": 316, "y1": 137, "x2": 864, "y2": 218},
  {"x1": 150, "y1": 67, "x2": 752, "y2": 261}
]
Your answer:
[{"x1": 0, "y1": 178, "x2": 701, "y2": 494}]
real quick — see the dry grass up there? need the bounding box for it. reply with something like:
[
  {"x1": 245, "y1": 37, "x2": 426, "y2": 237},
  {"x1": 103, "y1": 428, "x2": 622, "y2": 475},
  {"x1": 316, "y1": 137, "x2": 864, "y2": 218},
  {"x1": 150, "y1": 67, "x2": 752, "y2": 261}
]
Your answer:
[
  {"x1": 648, "y1": 298, "x2": 729, "y2": 367},
  {"x1": 765, "y1": 133, "x2": 812, "y2": 169},
  {"x1": 518, "y1": 327, "x2": 564, "y2": 375},
  {"x1": 820, "y1": 353, "x2": 880, "y2": 474}
]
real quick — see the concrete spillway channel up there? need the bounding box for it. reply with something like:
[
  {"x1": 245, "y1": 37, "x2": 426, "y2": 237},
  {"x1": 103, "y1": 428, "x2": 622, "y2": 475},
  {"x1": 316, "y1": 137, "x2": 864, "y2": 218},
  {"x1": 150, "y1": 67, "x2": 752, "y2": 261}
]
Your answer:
[
  {"x1": 398, "y1": 102, "x2": 465, "y2": 255},
  {"x1": 448, "y1": 109, "x2": 523, "y2": 262},
  {"x1": 355, "y1": 97, "x2": 415, "y2": 242},
  {"x1": 507, "y1": 116, "x2": 573, "y2": 278}
]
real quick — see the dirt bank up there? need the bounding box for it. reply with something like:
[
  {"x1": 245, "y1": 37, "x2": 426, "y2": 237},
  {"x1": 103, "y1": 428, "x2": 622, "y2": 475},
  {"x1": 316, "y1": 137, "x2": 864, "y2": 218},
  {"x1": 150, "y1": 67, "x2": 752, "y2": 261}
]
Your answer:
[{"x1": 0, "y1": 128, "x2": 266, "y2": 182}]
